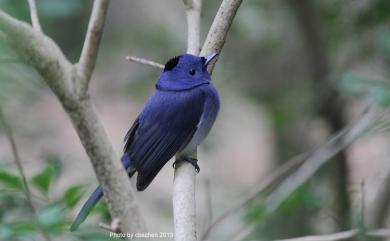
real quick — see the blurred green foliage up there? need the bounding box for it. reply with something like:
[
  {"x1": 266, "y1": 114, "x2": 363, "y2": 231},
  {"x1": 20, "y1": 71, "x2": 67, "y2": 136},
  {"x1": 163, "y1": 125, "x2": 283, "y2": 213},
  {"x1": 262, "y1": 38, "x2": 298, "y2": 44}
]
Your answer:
[
  {"x1": 245, "y1": 184, "x2": 322, "y2": 239},
  {"x1": 233, "y1": 0, "x2": 390, "y2": 240},
  {"x1": 0, "y1": 157, "x2": 114, "y2": 241},
  {"x1": 339, "y1": 73, "x2": 390, "y2": 107}
]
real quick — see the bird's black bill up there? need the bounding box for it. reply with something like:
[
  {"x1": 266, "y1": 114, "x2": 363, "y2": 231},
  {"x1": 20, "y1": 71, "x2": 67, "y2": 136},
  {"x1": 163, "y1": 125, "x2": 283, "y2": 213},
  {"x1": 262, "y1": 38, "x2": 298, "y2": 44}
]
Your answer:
[{"x1": 203, "y1": 53, "x2": 218, "y2": 68}]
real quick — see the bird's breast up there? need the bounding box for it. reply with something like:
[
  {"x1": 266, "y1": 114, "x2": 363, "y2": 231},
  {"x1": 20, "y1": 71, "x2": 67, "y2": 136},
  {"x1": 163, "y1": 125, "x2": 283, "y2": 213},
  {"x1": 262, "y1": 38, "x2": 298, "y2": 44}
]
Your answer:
[{"x1": 180, "y1": 84, "x2": 220, "y2": 154}]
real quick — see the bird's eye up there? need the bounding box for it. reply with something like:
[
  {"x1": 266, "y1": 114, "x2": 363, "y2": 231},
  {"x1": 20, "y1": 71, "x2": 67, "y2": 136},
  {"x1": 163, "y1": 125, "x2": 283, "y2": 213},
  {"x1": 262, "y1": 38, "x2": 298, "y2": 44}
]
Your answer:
[{"x1": 189, "y1": 69, "x2": 196, "y2": 76}]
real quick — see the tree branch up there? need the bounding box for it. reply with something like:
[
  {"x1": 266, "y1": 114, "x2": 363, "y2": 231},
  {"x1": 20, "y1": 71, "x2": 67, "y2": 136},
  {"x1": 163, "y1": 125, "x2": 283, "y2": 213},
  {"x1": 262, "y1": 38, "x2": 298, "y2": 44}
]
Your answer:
[
  {"x1": 0, "y1": 7, "x2": 145, "y2": 234},
  {"x1": 200, "y1": 0, "x2": 243, "y2": 72},
  {"x1": 183, "y1": 0, "x2": 202, "y2": 54},
  {"x1": 0, "y1": 9, "x2": 74, "y2": 102},
  {"x1": 201, "y1": 177, "x2": 213, "y2": 235},
  {"x1": 173, "y1": 0, "x2": 243, "y2": 240},
  {"x1": 26, "y1": 0, "x2": 42, "y2": 32},
  {"x1": 77, "y1": 0, "x2": 110, "y2": 95},
  {"x1": 66, "y1": 97, "x2": 145, "y2": 234},
  {"x1": 173, "y1": 1, "x2": 202, "y2": 240},
  {"x1": 173, "y1": 159, "x2": 198, "y2": 241},
  {"x1": 125, "y1": 55, "x2": 164, "y2": 69}
]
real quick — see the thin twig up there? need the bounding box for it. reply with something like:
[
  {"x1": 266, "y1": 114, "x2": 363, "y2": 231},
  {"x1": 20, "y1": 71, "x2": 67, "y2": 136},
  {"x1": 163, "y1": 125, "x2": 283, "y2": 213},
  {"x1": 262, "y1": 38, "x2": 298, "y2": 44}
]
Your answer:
[
  {"x1": 26, "y1": 0, "x2": 42, "y2": 32},
  {"x1": 0, "y1": 106, "x2": 52, "y2": 241},
  {"x1": 360, "y1": 180, "x2": 365, "y2": 226},
  {"x1": 263, "y1": 109, "x2": 379, "y2": 214},
  {"x1": 0, "y1": 107, "x2": 33, "y2": 206},
  {"x1": 125, "y1": 56, "x2": 164, "y2": 69},
  {"x1": 232, "y1": 228, "x2": 390, "y2": 241},
  {"x1": 77, "y1": 0, "x2": 110, "y2": 94},
  {"x1": 98, "y1": 218, "x2": 121, "y2": 233},
  {"x1": 272, "y1": 229, "x2": 359, "y2": 241},
  {"x1": 202, "y1": 109, "x2": 384, "y2": 240}
]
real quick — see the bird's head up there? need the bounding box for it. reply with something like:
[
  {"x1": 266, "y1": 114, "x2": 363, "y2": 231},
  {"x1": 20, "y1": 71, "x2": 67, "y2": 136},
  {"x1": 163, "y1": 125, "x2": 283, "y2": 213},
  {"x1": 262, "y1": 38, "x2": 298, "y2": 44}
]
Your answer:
[{"x1": 156, "y1": 53, "x2": 218, "y2": 91}]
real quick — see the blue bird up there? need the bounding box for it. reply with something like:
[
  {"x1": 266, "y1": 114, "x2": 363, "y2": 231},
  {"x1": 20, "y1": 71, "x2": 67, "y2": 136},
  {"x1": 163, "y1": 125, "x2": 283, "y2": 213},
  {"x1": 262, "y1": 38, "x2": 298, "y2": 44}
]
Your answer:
[{"x1": 70, "y1": 53, "x2": 220, "y2": 231}]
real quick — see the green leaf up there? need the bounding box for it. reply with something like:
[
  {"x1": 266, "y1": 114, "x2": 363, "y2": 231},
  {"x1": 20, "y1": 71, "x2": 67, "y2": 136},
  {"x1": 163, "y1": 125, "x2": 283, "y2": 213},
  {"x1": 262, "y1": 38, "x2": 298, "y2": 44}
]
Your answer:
[
  {"x1": 0, "y1": 169, "x2": 23, "y2": 189},
  {"x1": 246, "y1": 203, "x2": 267, "y2": 222},
  {"x1": 37, "y1": 204, "x2": 64, "y2": 227},
  {"x1": 338, "y1": 73, "x2": 390, "y2": 107},
  {"x1": 44, "y1": 154, "x2": 63, "y2": 177},
  {"x1": 279, "y1": 185, "x2": 320, "y2": 212},
  {"x1": 37, "y1": 204, "x2": 70, "y2": 234},
  {"x1": 338, "y1": 73, "x2": 374, "y2": 96},
  {"x1": 63, "y1": 184, "x2": 88, "y2": 208},
  {"x1": 31, "y1": 165, "x2": 55, "y2": 194}
]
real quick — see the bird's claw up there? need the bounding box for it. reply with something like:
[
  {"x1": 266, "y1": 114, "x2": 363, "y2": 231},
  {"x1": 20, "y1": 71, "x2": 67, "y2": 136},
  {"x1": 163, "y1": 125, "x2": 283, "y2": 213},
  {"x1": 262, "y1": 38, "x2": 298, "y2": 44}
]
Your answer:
[
  {"x1": 172, "y1": 157, "x2": 200, "y2": 173},
  {"x1": 186, "y1": 158, "x2": 200, "y2": 173}
]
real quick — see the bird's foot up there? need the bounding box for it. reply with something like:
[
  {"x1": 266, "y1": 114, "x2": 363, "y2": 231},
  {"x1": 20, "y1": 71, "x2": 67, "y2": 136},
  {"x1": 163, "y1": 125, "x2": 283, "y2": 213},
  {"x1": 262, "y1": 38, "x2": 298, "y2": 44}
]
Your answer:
[{"x1": 172, "y1": 157, "x2": 200, "y2": 173}]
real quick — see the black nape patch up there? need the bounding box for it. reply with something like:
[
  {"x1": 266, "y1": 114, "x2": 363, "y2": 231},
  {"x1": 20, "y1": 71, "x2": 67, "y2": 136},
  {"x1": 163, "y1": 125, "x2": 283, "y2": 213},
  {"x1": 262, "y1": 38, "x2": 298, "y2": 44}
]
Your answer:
[
  {"x1": 200, "y1": 57, "x2": 206, "y2": 65},
  {"x1": 164, "y1": 56, "x2": 180, "y2": 71}
]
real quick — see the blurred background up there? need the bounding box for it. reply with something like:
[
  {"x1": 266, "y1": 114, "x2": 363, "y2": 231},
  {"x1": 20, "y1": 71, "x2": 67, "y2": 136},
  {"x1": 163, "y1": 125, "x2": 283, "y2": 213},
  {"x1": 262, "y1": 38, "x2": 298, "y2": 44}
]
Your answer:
[{"x1": 0, "y1": 0, "x2": 390, "y2": 240}]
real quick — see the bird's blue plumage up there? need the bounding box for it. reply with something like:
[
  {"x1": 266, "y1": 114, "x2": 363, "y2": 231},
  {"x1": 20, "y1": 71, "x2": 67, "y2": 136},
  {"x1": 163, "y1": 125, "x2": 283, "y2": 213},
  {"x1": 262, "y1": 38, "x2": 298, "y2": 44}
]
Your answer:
[
  {"x1": 70, "y1": 186, "x2": 102, "y2": 231},
  {"x1": 71, "y1": 53, "x2": 220, "y2": 230},
  {"x1": 128, "y1": 87, "x2": 206, "y2": 190}
]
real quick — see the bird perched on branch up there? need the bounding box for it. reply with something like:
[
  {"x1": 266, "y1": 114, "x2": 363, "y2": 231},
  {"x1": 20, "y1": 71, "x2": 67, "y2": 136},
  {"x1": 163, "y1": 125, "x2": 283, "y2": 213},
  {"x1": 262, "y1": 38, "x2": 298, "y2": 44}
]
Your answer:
[{"x1": 71, "y1": 53, "x2": 220, "y2": 231}]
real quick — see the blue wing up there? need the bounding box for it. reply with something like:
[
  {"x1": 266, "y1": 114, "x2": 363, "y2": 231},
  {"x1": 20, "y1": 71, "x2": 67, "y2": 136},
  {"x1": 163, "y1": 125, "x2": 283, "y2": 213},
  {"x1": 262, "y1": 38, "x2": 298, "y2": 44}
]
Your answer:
[{"x1": 124, "y1": 88, "x2": 205, "y2": 191}]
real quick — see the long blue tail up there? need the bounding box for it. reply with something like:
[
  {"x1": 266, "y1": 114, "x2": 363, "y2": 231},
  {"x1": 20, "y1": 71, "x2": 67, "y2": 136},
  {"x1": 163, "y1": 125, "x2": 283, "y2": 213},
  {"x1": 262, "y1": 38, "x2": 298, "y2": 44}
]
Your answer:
[
  {"x1": 70, "y1": 186, "x2": 103, "y2": 231},
  {"x1": 70, "y1": 154, "x2": 134, "y2": 231}
]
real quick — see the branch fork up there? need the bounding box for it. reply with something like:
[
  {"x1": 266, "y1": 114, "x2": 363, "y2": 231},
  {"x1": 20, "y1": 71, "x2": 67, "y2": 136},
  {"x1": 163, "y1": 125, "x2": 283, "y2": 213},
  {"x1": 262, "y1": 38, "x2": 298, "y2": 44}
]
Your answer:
[{"x1": 0, "y1": 0, "x2": 145, "y2": 235}]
